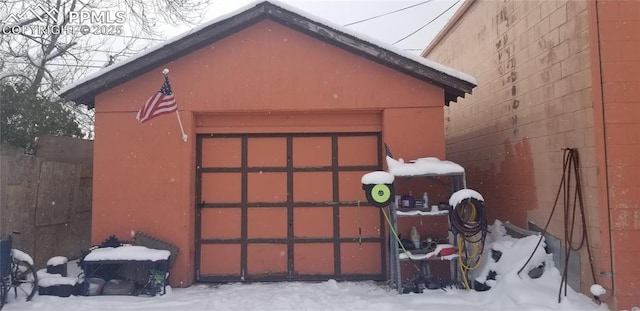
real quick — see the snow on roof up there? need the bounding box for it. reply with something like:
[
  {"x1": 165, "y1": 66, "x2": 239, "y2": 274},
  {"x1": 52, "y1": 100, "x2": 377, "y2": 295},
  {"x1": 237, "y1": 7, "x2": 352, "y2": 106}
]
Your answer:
[
  {"x1": 269, "y1": 1, "x2": 477, "y2": 85},
  {"x1": 84, "y1": 246, "x2": 170, "y2": 262},
  {"x1": 58, "y1": 1, "x2": 475, "y2": 96},
  {"x1": 361, "y1": 171, "x2": 395, "y2": 185},
  {"x1": 449, "y1": 188, "x2": 484, "y2": 207},
  {"x1": 386, "y1": 156, "x2": 464, "y2": 177}
]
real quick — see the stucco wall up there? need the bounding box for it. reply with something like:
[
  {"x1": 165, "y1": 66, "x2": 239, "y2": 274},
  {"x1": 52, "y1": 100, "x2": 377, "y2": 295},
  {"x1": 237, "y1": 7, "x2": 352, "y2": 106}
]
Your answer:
[
  {"x1": 92, "y1": 19, "x2": 448, "y2": 286},
  {"x1": 424, "y1": 0, "x2": 608, "y2": 299}
]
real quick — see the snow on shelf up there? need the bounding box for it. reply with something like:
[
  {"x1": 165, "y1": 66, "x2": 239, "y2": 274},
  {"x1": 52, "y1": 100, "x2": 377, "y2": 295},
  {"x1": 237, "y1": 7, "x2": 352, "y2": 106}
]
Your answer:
[
  {"x1": 84, "y1": 246, "x2": 170, "y2": 262},
  {"x1": 399, "y1": 252, "x2": 458, "y2": 261},
  {"x1": 399, "y1": 244, "x2": 457, "y2": 261},
  {"x1": 361, "y1": 171, "x2": 394, "y2": 185},
  {"x1": 449, "y1": 189, "x2": 484, "y2": 207},
  {"x1": 386, "y1": 156, "x2": 464, "y2": 177},
  {"x1": 12, "y1": 248, "x2": 34, "y2": 265},
  {"x1": 396, "y1": 209, "x2": 448, "y2": 216}
]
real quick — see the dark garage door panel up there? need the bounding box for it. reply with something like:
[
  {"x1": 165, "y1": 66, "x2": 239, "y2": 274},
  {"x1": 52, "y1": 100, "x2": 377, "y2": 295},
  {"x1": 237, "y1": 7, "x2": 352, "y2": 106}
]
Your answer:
[{"x1": 196, "y1": 133, "x2": 385, "y2": 282}]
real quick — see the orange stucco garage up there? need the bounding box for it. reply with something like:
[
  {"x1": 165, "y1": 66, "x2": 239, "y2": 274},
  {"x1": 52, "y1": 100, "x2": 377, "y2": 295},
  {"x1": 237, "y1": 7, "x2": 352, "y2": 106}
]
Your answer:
[{"x1": 60, "y1": 1, "x2": 475, "y2": 286}]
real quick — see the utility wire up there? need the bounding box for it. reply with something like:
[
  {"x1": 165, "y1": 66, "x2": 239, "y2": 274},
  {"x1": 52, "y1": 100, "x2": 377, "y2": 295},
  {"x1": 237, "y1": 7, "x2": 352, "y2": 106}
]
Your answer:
[
  {"x1": 392, "y1": 0, "x2": 461, "y2": 45},
  {"x1": 3, "y1": 60, "x2": 104, "y2": 68},
  {"x1": 343, "y1": 0, "x2": 434, "y2": 27}
]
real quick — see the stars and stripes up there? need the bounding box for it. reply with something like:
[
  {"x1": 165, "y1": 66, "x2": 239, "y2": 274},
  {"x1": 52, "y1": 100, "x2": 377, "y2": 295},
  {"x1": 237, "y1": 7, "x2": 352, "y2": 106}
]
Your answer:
[{"x1": 136, "y1": 75, "x2": 177, "y2": 123}]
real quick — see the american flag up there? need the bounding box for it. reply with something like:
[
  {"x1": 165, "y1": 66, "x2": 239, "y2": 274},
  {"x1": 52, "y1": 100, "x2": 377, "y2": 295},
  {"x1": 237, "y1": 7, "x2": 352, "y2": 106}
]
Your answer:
[{"x1": 136, "y1": 75, "x2": 177, "y2": 123}]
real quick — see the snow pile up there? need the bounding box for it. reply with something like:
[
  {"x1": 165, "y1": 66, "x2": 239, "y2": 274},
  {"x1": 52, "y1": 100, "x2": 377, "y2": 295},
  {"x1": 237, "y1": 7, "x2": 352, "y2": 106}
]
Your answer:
[
  {"x1": 386, "y1": 156, "x2": 465, "y2": 176},
  {"x1": 37, "y1": 270, "x2": 77, "y2": 287},
  {"x1": 12, "y1": 248, "x2": 34, "y2": 265},
  {"x1": 472, "y1": 220, "x2": 550, "y2": 288},
  {"x1": 590, "y1": 284, "x2": 606, "y2": 297},
  {"x1": 3, "y1": 222, "x2": 607, "y2": 311},
  {"x1": 47, "y1": 256, "x2": 68, "y2": 266},
  {"x1": 469, "y1": 220, "x2": 605, "y2": 311}
]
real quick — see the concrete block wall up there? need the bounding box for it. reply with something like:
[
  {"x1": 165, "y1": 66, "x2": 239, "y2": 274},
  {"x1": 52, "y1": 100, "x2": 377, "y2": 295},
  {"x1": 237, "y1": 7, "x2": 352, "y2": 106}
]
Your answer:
[
  {"x1": 594, "y1": 0, "x2": 640, "y2": 308},
  {"x1": 424, "y1": 0, "x2": 610, "y2": 302}
]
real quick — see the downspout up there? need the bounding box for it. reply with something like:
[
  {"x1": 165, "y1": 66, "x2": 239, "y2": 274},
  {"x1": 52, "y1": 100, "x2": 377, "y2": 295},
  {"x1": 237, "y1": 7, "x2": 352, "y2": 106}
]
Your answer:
[{"x1": 588, "y1": 0, "x2": 615, "y2": 298}]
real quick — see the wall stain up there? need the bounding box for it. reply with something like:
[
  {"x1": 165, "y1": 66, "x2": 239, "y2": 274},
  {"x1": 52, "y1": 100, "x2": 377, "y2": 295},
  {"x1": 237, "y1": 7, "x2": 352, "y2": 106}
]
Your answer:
[{"x1": 495, "y1": 2, "x2": 519, "y2": 134}]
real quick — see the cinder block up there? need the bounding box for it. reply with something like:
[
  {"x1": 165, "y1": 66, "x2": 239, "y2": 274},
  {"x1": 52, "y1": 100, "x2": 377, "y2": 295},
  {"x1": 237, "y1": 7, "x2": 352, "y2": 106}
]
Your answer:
[
  {"x1": 607, "y1": 123, "x2": 629, "y2": 145},
  {"x1": 607, "y1": 144, "x2": 640, "y2": 166},
  {"x1": 575, "y1": 10, "x2": 589, "y2": 32},
  {"x1": 534, "y1": 17, "x2": 550, "y2": 41},
  {"x1": 526, "y1": 5, "x2": 543, "y2": 29},
  {"x1": 599, "y1": 21, "x2": 640, "y2": 41},
  {"x1": 618, "y1": 0, "x2": 640, "y2": 21},
  {"x1": 540, "y1": 0, "x2": 558, "y2": 17},
  {"x1": 570, "y1": 71, "x2": 592, "y2": 92},
  {"x1": 566, "y1": 0, "x2": 586, "y2": 18},
  {"x1": 601, "y1": 41, "x2": 640, "y2": 62},
  {"x1": 561, "y1": 54, "x2": 582, "y2": 78},
  {"x1": 553, "y1": 41, "x2": 571, "y2": 64},
  {"x1": 568, "y1": 30, "x2": 590, "y2": 54},
  {"x1": 616, "y1": 295, "x2": 640, "y2": 311},
  {"x1": 605, "y1": 104, "x2": 640, "y2": 125},
  {"x1": 611, "y1": 209, "x2": 639, "y2": 230},
  {"x1": 596, "y1": 1, "x2": 619, "y2": 22},
  {"x1": 549, "y1": 5, "x2": 568, "y2": 30},
  {"x1": 603, "y1": 81, "x2": 640, "y2": 103},
  {"x1": 554, "y1": 77, "x2": 572, "y2": 97},
  {"x1": 602, "y1": 61, "x2": 640, "y2": 82},
  {"x1": 612, "y1": 264, "x2": 640, "y2": 296}
]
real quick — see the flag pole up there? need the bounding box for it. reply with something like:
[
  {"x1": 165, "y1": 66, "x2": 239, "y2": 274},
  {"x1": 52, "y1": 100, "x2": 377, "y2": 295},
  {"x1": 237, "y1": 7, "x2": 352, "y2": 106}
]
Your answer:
[
  {"x1": 163, "y1": 68, "x2": 188, "y2": 142},
  {"x1": 175, "y1": 110, "x2": 188, "y2": 142}
]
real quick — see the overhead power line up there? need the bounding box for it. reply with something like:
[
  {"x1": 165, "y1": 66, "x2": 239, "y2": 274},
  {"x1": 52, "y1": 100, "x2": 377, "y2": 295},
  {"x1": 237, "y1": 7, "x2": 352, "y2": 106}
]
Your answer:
[
  {"x1": 3, "y1": 60, "x2": 105, "y2": 68},
  {"x1": 392, "y1": 0, "x2": 462, "y2": 45},
  {"x1": 343, "y1": 0, "x2": 434, "y2": 27}
]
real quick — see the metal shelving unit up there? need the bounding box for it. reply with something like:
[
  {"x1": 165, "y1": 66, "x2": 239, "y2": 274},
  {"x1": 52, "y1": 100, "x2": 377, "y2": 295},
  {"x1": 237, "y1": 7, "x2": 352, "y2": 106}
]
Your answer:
[{"x1": 387, "y1": 172, "x2": 467, "y2": 294}]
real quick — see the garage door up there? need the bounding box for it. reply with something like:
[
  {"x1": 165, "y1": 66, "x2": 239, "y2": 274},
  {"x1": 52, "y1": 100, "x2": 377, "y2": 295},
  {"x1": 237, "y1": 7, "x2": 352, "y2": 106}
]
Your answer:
[{"x1": 195, "y1": 133, "x2": 385, "y2": 282}]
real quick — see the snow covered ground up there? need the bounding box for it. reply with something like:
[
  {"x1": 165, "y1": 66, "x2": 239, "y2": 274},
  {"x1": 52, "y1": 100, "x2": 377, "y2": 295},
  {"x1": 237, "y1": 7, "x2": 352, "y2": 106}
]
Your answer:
[{"x1": 3, "y1": 221, "x2": 609, "y2": 311}]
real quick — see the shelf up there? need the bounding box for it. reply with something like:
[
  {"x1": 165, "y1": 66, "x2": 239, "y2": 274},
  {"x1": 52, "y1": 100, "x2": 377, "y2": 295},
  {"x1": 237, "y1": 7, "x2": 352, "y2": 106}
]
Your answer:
[
  {"x1": 398, "y1": 252, "x2": 458, "y2": 261},
  {"x1": 396, "y1": 208, "x2": 448, "y2": 217},
  {"x1": 387, "y1": 168, "x2": 466, "y2": 294},
  {"x1": 397, "y1": 244, "x2": 458, "y2": 261}
]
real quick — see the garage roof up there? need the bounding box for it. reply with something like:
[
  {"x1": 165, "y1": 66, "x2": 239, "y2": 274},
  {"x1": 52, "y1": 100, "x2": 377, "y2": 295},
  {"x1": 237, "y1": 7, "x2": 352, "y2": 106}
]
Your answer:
[{"x1": 59, "y1": 1, "x2": 476, "y2": 108}]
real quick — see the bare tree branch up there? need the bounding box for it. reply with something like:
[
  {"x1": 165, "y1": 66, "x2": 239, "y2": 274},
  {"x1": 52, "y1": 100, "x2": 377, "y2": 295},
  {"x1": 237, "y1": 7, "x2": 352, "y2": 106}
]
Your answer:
[{"x1": 1, "y1": 0, "x2": 211, "y2": 137}]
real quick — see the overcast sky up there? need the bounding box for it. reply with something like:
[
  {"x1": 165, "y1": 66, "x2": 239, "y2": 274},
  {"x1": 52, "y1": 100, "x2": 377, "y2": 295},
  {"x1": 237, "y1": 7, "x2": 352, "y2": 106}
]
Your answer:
[{"x1": 164, "y1": 0, "x2": 464, "y2": 55}]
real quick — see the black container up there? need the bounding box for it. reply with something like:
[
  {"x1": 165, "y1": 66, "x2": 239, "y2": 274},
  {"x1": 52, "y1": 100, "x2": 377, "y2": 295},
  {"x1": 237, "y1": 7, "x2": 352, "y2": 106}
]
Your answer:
[
  {"x1": 39, "y1": 284, "x2": 75, "y2": 297},
  {"x1": 47, "y1": 264, "x2": 67, "y2": 277}
]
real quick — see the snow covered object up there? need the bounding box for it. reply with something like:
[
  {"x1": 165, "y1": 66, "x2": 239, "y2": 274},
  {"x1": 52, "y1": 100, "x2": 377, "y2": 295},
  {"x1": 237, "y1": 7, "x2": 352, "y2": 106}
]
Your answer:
[
  {"x1": 386, "y1": 156, "x2": 464, "y2": 176},
  {"x1": 360, "y1": 171, "x2": 395, "y2": 208}
]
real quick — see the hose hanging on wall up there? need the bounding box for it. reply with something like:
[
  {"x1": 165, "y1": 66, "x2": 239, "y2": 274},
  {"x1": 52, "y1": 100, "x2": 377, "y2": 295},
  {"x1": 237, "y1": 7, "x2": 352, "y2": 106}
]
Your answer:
[
  {"x1": 516, "y1": 148, "x2": 597, "y2": 303},
  {"x1": 449, "y1": 196, "x2": 488, "y2": 289}
]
